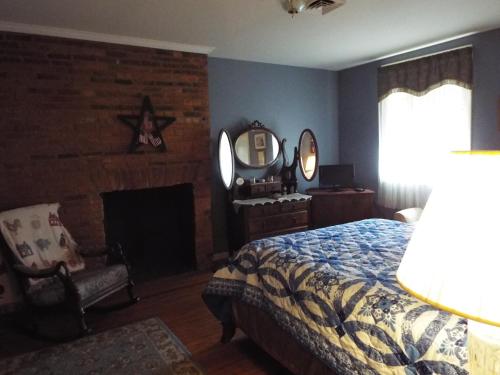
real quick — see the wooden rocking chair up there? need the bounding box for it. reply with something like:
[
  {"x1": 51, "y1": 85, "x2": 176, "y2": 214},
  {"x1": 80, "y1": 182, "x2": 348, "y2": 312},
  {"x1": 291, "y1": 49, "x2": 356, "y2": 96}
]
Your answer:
[{"x1": 0, "y1": 203, "x2": 139, "y2": 338}]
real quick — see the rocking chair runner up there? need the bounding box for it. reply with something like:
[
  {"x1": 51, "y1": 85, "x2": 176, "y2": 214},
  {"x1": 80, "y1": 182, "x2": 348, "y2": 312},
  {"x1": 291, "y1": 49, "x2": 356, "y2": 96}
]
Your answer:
[{"x1": 0, "y1": 203, "x2": 139, "y2": 337}]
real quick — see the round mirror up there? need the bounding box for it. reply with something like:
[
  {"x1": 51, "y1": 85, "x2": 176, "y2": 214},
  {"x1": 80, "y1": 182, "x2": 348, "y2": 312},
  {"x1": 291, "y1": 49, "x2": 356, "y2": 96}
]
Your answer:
[
  {"x1": 298, "y1": 129, "x2": 319, "y2": 181},
  {"x1": 234, "y1": 128, "x2": 280, "y2": 168},
  {"x1": 218, "y1": 129, "x2": 235, "y2": 190}
]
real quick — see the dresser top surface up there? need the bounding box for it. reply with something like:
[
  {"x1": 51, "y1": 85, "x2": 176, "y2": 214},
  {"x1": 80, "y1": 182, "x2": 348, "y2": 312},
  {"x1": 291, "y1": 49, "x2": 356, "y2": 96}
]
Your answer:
[
  {"x1": 306, "y1": 188, "x2": 375, "y2": 196},
  {"x1": 233, "y1": 193, "x2": 311, "y2": 208}
]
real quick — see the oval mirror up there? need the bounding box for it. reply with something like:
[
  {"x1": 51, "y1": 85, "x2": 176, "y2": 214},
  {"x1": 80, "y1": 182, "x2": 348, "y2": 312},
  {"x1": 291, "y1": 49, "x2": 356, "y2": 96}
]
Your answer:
[
  {"x1": 298, "y1": 129, "x2": 319, "y2": 181},
  {"x1": 218, "y1": 129, "x2": 235, "y2": 190},
  {"x1": 234, "y1": 127, "x2": 280, "y2": 168}
]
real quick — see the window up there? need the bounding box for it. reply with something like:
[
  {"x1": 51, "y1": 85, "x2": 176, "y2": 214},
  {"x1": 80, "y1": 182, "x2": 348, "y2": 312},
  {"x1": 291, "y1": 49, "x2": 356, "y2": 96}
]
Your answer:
[{"x1": 377, "y1": 48, "x2": 473, "y2": 209}]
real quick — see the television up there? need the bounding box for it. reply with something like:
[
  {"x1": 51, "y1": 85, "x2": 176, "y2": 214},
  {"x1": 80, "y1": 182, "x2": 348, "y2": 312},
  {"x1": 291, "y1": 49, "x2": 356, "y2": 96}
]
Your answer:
[{"x1": 319, "y1": 164, "x2": 355, "y2": 189}]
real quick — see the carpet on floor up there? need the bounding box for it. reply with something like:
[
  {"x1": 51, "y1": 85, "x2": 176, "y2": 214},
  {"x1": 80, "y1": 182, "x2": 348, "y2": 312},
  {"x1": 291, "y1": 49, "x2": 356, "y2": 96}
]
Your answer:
[{"x1": 0, "y1": 317, "x2": 204, "y2": 375}]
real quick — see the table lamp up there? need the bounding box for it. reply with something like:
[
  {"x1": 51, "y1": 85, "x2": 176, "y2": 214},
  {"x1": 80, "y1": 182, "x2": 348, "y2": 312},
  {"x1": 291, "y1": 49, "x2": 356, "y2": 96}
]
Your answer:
[{"x1": 397, "y1": 151, "x2": 500, "y2": 375}]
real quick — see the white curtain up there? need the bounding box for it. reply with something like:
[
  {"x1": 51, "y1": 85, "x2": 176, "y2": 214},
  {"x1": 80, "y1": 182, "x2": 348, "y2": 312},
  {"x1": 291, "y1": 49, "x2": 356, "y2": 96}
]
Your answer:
[{"x1": 378, "y1": 84, "x2": 471, "y2": 210}]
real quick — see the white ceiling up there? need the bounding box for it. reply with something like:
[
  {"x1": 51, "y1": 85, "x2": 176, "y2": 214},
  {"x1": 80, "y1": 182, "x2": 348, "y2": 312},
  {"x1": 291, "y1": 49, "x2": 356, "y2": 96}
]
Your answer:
[{"x1": 1, "y1": 0, "x2": 500, "y2": 70}]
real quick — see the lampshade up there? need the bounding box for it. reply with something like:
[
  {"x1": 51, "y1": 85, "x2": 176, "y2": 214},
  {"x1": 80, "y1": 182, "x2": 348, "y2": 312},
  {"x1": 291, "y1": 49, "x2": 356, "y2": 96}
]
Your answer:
[{"x1": 397, "y1": 151, "x2": 500, "y2": 327}]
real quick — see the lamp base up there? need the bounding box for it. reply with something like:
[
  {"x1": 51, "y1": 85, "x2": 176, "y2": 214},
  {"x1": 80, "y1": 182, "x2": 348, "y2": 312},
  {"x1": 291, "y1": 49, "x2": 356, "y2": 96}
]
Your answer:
[{"x1": 468, "y1": 320, "x2": 500, "y2": 374}]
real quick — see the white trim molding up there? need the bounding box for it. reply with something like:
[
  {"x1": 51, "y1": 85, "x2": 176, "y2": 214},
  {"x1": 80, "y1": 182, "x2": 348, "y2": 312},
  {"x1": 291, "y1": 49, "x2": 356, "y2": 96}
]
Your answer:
[{"x1": 0, "y1": 21, "x2": 215, "y2": 55}]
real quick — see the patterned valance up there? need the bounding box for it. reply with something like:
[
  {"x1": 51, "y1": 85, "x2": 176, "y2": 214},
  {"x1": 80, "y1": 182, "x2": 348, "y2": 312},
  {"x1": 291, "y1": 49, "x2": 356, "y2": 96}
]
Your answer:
[{"x1": 378, "y1": 47, "x2": 473, "y2": 101}]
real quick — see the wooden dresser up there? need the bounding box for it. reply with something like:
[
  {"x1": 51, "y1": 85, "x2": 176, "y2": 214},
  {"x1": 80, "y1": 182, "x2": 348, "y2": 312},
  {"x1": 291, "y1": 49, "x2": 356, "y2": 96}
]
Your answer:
[
  {"x1": 306, "y1": 188, "x2": 375, "y2": 228},
  {"x1": 229, "y1": 193, "x2": 311, "y2": 252}
]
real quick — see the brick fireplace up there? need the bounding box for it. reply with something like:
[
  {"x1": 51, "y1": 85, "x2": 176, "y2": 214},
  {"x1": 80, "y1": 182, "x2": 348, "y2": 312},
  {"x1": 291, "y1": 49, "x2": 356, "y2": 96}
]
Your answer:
[
  {"x1": 102, "y1": 184, "x2": 196, "y2": 280},
  {"x1": 0, "y1": 32, "x2": 213, "y2": 270}
]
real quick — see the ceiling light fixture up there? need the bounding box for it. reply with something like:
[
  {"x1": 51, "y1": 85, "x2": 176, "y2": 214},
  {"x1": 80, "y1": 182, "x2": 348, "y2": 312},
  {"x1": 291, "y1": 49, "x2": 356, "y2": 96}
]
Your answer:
[
  {"x1": 286, "y1": 0, "x2": 346, "y2": 17},
  {"x1": 287, "y1": 0, "x2": 307, "y2": 15}
]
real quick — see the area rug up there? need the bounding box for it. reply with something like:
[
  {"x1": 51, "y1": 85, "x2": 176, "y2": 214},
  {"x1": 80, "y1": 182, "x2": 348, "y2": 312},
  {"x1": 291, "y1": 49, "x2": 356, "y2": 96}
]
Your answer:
[{"x1": 0, "y1": 318, "x2": 204, "y2": 375}]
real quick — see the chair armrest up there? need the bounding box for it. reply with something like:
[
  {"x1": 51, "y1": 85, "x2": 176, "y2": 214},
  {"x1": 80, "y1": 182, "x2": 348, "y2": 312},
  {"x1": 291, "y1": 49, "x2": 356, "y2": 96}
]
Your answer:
[
  {"x1": 77, "y1": 243, "x2": 132, "y2": 271},
  {"x1": 14, "y1": 261, "x2": 82, "y2": 304},
  {"x1": 107, "y1": 243, "x2": 132, "y2": 272},
  {"x1": 78, "y1": 246, "x2": 111, "y2": 258},
  {"x1": 13, "y1": 261, "x2": 70, "y2": 279},
  {"x1": 394, "y1": 207, "x2": 423, "y2": 223}
]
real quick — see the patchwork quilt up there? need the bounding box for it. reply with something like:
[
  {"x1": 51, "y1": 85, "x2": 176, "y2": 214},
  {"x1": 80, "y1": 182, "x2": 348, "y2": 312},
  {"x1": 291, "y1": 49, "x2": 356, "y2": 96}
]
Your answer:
[
  {"x1": 0, "y1": 203, "x2": 85, "y2": 288},
  {"x1": 203, "y1": 219, "x2": 468, "y2": 375}
]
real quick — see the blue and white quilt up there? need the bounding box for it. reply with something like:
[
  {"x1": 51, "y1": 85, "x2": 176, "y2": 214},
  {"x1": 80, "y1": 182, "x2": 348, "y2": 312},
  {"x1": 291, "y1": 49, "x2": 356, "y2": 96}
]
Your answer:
[{"x1": 203, "y1": 219, "x2": 468, "y2": 375}]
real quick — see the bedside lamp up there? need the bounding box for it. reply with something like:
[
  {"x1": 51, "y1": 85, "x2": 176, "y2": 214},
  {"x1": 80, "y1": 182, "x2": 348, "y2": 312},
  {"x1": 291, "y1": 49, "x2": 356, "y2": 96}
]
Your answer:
[{"x1": 397, "y1": 151, "x2": 500, "y2": 375}]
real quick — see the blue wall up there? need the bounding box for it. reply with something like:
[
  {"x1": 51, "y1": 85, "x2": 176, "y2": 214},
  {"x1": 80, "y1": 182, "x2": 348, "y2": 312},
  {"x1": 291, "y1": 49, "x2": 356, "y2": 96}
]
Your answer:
[
  {"x1": 338, "y1": 28, "x2": 500, "y2": 192},
  {"x1": 208, "y1": 58, "x2": 339, "y2": 253}
]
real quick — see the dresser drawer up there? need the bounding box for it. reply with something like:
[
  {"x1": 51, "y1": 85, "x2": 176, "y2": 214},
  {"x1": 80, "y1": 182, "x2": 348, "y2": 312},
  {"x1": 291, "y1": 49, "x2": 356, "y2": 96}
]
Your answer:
[
  {"x1": 280, "y1": 200, "x2": 309, "y2": 213},
  {"x1": 306, "y1": 188, "x2": 374, "y2": 228},
  {"x1": 249, "y1": 184, "x2": 267, "y2": 196},
  {"x1": 247, "y1": 204, "x2": 281, "y2": 218},
  {"x1": 247, "y1": 200, "x2": 309, "y2": 218},
  {"x1": 265, "y1": 181, "x2": 282, "y2": 193},
  {"x1": 229, "y1": 195, "x2": 312, "y2": 253},
  {"x1": 248, "y1": 211, "x2": 309, "y2": 235}
]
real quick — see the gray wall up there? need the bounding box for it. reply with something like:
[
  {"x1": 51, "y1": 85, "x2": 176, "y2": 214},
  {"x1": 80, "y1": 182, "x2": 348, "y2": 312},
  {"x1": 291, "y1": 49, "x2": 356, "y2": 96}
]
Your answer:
[
  {"x1": 208, "y1": 58, "x2": 339, "y2": 253},
  {"x1": 338, "y1": 28, "x2": 500, "y2": 192}
]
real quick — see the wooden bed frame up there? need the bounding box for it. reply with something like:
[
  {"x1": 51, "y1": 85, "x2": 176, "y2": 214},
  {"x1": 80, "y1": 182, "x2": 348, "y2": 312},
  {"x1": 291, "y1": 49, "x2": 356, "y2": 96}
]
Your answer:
[{"x1": 224, "y1": 300, "x2": 338, "y2": 375}]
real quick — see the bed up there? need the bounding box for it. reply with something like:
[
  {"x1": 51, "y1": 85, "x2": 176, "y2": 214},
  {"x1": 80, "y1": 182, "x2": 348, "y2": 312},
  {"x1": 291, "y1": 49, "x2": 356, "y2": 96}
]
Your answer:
[{"x1": 203, "y1": 219, "x2": 469, "y2": 375}]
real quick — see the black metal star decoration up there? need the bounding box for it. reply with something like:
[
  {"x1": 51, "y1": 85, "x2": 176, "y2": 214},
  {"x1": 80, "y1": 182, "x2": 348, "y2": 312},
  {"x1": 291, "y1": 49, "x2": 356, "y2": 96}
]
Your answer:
[{"x1": 118, "y1": 96, "x2": 176, "y2": 153}]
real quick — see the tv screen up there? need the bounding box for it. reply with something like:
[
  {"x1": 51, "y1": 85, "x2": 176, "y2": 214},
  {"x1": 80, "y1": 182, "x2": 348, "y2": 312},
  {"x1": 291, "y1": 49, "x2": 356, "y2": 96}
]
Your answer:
[{"x1": 319, "y1": 164, "x2": 354, "y2": 188}]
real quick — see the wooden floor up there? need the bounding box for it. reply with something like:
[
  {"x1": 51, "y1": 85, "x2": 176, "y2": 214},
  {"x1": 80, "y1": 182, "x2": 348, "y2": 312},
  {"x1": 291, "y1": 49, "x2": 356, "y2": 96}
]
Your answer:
[{"x1": 0, "y1": 271, "x2": 292, "y2": 374}]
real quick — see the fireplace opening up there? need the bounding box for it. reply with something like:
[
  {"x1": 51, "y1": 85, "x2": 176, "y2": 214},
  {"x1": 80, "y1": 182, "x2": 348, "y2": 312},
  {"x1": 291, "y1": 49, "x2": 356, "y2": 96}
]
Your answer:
[{"x1": 101, "y1": 184, "x2": 196, "y2": 281}]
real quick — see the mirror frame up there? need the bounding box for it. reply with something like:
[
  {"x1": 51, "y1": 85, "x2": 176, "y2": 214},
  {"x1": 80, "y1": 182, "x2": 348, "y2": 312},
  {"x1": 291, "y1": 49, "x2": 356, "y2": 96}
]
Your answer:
[
  {"x1": 298, "y1": 128, "x2": 319, "y2": 182},
  {"x1": 234, "y1": 122, "x2": 281, "y2": 169},
  {"x1": 217, "y1": 129, "x2": 235, "y2": 190}
]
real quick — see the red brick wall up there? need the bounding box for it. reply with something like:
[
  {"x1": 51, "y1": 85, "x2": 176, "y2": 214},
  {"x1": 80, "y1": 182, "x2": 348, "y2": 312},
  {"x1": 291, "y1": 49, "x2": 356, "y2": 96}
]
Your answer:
[{"x1": 0, "y1": 32, "x2": 213, "y2": 269}]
